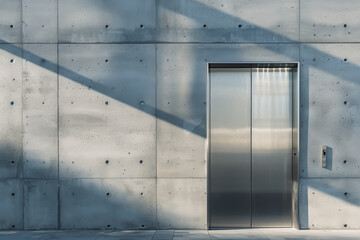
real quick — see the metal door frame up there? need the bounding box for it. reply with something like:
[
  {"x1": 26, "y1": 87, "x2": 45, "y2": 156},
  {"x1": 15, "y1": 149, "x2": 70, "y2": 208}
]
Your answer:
[{"x1": 206, "y1": 62, "x2": 300, "y2": 229}]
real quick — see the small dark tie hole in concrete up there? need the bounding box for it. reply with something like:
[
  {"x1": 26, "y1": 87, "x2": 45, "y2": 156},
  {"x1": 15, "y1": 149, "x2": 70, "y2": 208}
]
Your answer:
[
  {"x1": 105, "y1": 160, "x2": 109, "y2": 165},
  {"x1": 140, "y1": 192, "x2": 143, "y2": 195},
  {"x1": 344, "y1": 101, "x2": 347, "y2": 105},
  {"x1": 203, "y1": 24, "x2": 207, "y2": 28},
  {"x1": 105, "y1": 101, "x2": 109, "y2": 105},
  {"x1": 344, "y1": 24, "x2": 347, "y2": 28},
  {"x1": 10, "y1": 25, "x2": 14, "y2": 28},
  {"x1": 105, "y1": 59, "x2": 109, "y2": 63},
  {"x1": 105, "y1": 24, "x2": 109, "y2": 29},
  {"x1": 238, "y1": 24, "x2": 242, "y2": 28},
  {"x1": 11, "y1": 160, "x2": 15, "y2": 165},
  {"x1": 312, "y1": 58, "x2": 316, "y2": 62},
  {"x1": 139, "y1": 160, "x2": 143, "y2": 164},
  {"x1": 107, "y1": 224, "x2": 111, "y2": 228},
  {"x1": 11, "y1": 193, "x2": 15, "y2": 196},
  {"x1": 140, "y1": 59, "x2": 143, "y2": 62},
  {"x1": 10, "y1": 59, "x2": 14, "y2": 63},
  {"x1": 141, "y1": 224, "x2": 145, "y2": 228},
  {"x1": 344, "y1": 224, "x2": 348, "y2": 228},
  {"x1": 10, "y1": 101, "x2": 14, "y2": 105},
  {"x1": 344, "y1": 160, "x2": 347, "y2": 164},
  {"x1": 140, "y1": 24, "x2": 144, "y2": 28},
  {"x1": 106, "y1": 192, "x2": 110, "y2": 196},
  {"x1": 344, "y1": 192, "x2": 348, "y2": 196},
  {"x1": 344, "y1": 58, "x2": 348, "y2": 62},
  {"x1": 12, "y1": 225, "x2": 15, "y2": 228}
]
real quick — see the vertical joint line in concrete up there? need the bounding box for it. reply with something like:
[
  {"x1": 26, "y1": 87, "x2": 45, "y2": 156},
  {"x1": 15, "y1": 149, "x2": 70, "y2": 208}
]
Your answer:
[
  {"x1": 155, "y1": 0, "x2": 158, "y2": 230},
  {"x1": 56, "y1": 0, "x2": 60, "y2": 230},
  {"x1": 298, "y1": 0, "x2": 301, "y2": 56},
  {"x1": 21, "y1": 0, "x2": 24, "y2": 230},
  {"x1": 250, "y1": 67, "x2": 253, "y2": 227}
]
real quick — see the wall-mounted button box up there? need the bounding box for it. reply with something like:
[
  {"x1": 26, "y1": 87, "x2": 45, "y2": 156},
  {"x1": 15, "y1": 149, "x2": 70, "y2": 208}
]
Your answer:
[{"x1": 322, "y1": 145, "x2": 327, "y2": 168}]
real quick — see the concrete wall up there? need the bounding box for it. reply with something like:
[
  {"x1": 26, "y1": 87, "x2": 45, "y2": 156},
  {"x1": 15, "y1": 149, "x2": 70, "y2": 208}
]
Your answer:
[{"x1": 0, "y1": 0, "x2": 359, "y2": 230}]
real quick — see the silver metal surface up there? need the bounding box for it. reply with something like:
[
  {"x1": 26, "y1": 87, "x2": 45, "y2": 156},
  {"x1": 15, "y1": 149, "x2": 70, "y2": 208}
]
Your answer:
[
  {"x1": 251, "y1": 67, "x2": 293, "y2": 227},
  {"x1": 291, "y1": 67, "x2": 299, "y2": 229},
  {"x1": 209, "y1": 68, "x2": 251, "y2": 228},
  {"x1": 321, "y1": 145, "x2": 327, "y2": 168}
]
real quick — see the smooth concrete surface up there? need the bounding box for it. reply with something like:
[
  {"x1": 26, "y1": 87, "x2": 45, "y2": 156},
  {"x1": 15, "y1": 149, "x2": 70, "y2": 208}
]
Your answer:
[
  {"x1": 58, "y1": 0, "x2": 156, "y2": 43},
  {"x1": 24, "y1": 179, "x2": 58, "y2": 229},
  {"x1": 0, "y1": 0, "x2": 21, "y2": 43},
  {"x1": 0, "y1": 179, "x2": 23, "y2": 230},
  {"x1": 157, "y1": 178, "x2": 207, "y2": 229},
  {"x1": 300, "y1": 0, "x2": 360, "y2": 42},
  {"x1": 23, "y1": 44, "x2": 58, "y2": 178},
  {"x1": 59, "y1": 179, "x2": 156, "y2": 229},
  {"x1": 22, "y1": 0, "x2": 58, "y2": 43},
  {"x1": 0, "y1": 44, "x2": 22, "y2": 179},
  {"x1": 1, "y1": 229, "x2": 360, "y2": 240},
  {"x1": 300, "y1": 178, "x2": 360, "y2": 229},
  {"x1": 59, "y1": 44, "x2": 156, "y2": 178},
  {"x1": 157, "y1": 0, "x2": 299, "y2": 43}
]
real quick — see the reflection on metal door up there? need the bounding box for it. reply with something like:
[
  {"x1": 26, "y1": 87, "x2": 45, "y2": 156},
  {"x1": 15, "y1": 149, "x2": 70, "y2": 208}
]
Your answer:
[{"x1": 210, "y1": 66, "x2": 293, "y2": 228}]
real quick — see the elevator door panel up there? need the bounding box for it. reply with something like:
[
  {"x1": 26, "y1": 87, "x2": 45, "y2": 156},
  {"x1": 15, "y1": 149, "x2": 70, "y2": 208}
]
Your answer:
[
  {"x1": 210, "y1": 68, "x2": 251, "y2": 228},
  {"x1": 251, "y1": 68, "x2": 292, "y2": 227}
]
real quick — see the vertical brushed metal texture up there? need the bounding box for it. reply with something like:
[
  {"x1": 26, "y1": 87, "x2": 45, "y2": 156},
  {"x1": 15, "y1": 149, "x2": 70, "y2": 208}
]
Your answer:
[
  {"x1": 251, "y1": 67, "x2": 293, "y2": 227},
  {"x1": 292, "y1": 67, "x2": 299, "y2": 229},
  {"x1": 209, "y1": 68, "x2": 251, "y2": 228}
]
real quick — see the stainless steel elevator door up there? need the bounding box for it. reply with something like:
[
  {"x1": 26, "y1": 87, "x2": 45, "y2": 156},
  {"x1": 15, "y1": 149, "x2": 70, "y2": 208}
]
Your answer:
[
  {"x1": 209, "y1": 67, "x2": 293, "y2": 228},
  {"x1": 251, "y1": 68, "x2": 292, "y2": 227},
  {"x1": 210, "y1": 68, "x2": 251, "y2": 228}
]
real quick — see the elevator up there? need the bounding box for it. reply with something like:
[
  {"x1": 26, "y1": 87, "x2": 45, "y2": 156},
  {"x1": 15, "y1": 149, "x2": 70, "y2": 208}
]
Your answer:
[{"x1": 208, "y1": 63, "x2": 299, "y2": 228}]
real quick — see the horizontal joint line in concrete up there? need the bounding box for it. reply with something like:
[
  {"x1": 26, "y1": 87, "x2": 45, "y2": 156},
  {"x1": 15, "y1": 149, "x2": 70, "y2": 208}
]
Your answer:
[
  {"x1": 301, "y1": 177, "x2": 360, "y2": 179},
  {"x1": 3, "y1": 41, "x2": 360, "y2": 44}
]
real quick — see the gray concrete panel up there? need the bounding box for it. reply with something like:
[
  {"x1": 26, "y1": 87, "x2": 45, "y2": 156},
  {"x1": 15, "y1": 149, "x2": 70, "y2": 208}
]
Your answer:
[
  {"x1": 59, "y1": 44, "x2": 156, "y2": 178},
  {"x1": 22, "y1": 0, "x2": 58, "y2": 43},
  {"x1": 299, "y1": 178, "x2": 360, "y2": 229},
  {"x1": 58, "y1": 0, "x2": 156, "y2": 43},
  {"x1": 157, "y1": 178, "x2": 207, "y2": 229},
  {"x1": 157, "y1": 43, "x2": 299, "y2": 178},
  {"x1": 0, "y1": 0, "x2": 21, "y2": 43},
  {"x1": 157, "y1": 0, "x2": 299, "y2": 43},
  {"x1": 300, "y1": 44, "x2": 360, "y2": 178},
  {"x1": 300, "y1": 0, "x2": 360, "y2": 42},
  {"x1": 23, "y1": 44, "x2": 58, "y2": 178},
  {"x1": 0, "y1": 179, "x2": 23, "y2": 230},
  {"x1": 24, "y1": 179, "x2": 58, "y2": 229},
  {"x1": 60, "y1": 179, "x2": 156, "y2": 229},
  {"x1": 0, "y1": 44, "x2": 22, "y2": 179}
]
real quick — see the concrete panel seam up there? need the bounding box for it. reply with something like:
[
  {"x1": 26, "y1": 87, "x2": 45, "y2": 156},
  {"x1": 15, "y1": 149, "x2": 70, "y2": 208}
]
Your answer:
[
  {"x1": 8, "y1": 41, "x2": 360, "y2": 44},
  {"x1": 57, "y1": 0, "x2": 60, "y2": 230}
]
